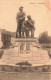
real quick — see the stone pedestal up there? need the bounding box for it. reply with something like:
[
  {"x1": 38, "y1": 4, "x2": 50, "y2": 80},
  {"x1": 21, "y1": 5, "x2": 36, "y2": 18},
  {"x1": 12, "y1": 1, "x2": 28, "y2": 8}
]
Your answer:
[
  {"x1": 14, "y1": 38, "x2": 39, "y2": 55},
  {"x1": 2, "y1": 38, "x2": 49, "y2": 66}
]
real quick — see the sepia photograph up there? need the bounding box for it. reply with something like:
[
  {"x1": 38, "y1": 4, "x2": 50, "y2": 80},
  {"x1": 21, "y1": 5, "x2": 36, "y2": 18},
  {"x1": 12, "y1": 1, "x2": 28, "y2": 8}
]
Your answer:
[{"x1": 0, "y1": 0, "x2": 51, "y2": 80}]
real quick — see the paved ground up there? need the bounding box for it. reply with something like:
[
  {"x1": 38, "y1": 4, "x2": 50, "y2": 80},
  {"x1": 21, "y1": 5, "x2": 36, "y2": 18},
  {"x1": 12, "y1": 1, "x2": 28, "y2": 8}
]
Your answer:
[{"x1": 0, "y1": 71, "x2": 51, "y2": 80}]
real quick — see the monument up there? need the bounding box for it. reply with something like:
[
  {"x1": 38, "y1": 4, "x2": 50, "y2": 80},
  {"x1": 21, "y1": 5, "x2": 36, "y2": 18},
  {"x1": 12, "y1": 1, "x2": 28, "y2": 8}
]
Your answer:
[
  {"x1": 0, "y1": 7, "x2": 50, "y2": 72},
  {"x1": 16, "y1": 7, "x2": 35, "y2": 38}
]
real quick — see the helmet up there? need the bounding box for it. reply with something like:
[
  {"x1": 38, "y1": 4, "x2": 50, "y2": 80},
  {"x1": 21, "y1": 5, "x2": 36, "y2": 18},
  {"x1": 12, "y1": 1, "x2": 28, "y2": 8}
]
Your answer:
[{"x1": 27, "y1": 15, "x2": 31, "y2": 19}]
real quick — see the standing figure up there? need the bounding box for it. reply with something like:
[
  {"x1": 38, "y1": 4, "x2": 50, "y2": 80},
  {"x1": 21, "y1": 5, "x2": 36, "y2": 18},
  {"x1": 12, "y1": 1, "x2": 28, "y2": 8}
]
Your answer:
[{"x1": 16, "y1": 7, "x2": 26, "y2": 38}]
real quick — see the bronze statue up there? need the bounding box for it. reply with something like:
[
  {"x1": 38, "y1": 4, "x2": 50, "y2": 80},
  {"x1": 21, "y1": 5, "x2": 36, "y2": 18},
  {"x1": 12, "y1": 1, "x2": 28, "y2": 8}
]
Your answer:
[
  {"x1": 22, "y1": 15, "x2": 35, "y2": 38},
  {"x1": 16, "y1": 7, "x2": 26, "y2": 38},
  {"x1": 16, "y1": 7, "x2": 35, "y2": 38},
  {"x1": 26, "y1": 15, "x2": 35, "y2": 37}
]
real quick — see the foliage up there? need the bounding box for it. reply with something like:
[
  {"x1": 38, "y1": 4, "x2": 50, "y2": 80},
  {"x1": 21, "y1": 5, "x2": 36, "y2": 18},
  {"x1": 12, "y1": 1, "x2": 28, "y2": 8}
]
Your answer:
[
  {"x1": 39, "y1": 32, "x2": 51, "y2": 43},
  {"x1": 16, "y1": 62, "x2": 32, "y2": 66}
]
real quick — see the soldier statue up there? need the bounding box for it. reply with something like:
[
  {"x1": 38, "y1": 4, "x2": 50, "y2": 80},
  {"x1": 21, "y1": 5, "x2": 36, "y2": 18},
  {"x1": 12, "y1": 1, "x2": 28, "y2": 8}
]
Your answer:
[
  {"x1": 16, "y1": 7, "x2": 26, "y2": 38},
  {"x1": 22, "y1": 15, "x2": 35, "y2": 37},
  {"x1": 26, "y1": 15, "x2": 35, "y2": 37}
]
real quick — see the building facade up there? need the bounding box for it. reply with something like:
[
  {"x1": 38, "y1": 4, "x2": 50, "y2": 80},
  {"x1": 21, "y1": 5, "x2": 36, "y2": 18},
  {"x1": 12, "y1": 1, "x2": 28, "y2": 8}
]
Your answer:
[{"x1": 0, "y1": 29, "x2": 11, "y2": 48}]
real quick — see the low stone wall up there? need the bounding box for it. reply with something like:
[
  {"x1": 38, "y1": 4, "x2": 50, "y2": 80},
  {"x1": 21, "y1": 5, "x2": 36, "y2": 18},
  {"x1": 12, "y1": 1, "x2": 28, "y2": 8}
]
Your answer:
[{"x1": 0, "y1": 65, "x2": 51, "y2": 72}]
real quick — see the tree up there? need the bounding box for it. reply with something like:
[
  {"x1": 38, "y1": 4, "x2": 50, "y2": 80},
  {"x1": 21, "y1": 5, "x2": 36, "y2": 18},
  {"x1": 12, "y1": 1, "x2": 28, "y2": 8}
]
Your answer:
[{"x1": 39, "y1": 32, "x2": 48, "y2": 43}]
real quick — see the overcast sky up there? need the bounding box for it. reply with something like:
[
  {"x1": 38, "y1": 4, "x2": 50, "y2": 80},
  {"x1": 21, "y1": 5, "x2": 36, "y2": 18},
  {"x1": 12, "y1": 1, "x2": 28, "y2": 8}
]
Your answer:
[{"x1": 0, "y1": 0, "x2": 51, "y2": 37}]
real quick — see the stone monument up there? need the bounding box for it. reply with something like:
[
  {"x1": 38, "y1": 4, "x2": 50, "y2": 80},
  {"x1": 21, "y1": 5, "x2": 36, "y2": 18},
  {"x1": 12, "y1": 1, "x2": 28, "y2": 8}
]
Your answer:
[{"x1": 0, "y1": 7, "x2": 49, "y2": 72}]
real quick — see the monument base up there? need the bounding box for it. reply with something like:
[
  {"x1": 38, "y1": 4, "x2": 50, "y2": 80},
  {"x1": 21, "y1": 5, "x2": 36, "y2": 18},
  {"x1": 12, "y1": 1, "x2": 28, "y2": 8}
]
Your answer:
[{"x1": 2, "y1": 38, "x2": 49, "y2": 67}]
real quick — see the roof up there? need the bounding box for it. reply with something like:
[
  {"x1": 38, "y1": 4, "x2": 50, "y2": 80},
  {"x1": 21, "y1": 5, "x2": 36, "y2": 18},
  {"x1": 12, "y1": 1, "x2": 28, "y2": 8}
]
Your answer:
[
  {"x1": 0, "y1": 29, "x2": 11, "y2": 35},
  {"x1": 0, "y1": 29, "x2": 16, "y2": 38}
]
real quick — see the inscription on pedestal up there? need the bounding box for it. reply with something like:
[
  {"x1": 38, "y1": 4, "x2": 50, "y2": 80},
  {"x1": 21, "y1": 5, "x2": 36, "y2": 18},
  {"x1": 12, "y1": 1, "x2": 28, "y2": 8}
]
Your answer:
[{"x1": 20, "y1": 42, "x2": 31, "y2": 54}]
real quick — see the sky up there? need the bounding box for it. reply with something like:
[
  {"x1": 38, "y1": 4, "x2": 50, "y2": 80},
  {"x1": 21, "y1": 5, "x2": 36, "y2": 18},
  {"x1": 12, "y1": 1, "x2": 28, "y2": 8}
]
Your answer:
[{"x1": 0, "y1": 0, "x2": 51, "y2": 37}]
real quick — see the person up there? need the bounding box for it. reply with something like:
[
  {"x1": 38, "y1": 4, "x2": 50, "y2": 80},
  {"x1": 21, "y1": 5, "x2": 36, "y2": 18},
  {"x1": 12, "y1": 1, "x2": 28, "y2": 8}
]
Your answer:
[
  {"x1": 16, "y1": 6, "x2": 26, "y2": 38},
  {"x1": 22, "y1": 15, "x2": 35, "y2": 38},
  {"x1": 26, "y1": 15, "x2": 35, "y2": 37}
]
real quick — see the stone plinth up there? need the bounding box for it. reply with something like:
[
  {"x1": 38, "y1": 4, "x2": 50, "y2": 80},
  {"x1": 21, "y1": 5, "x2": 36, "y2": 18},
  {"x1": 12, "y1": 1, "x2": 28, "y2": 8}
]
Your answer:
[
  {"x1": 2, "y1": 38, "x2": 49, "y2": 66},
  {"x1": 15, "y1": 38, "x2": 38, "y2": 42}
]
